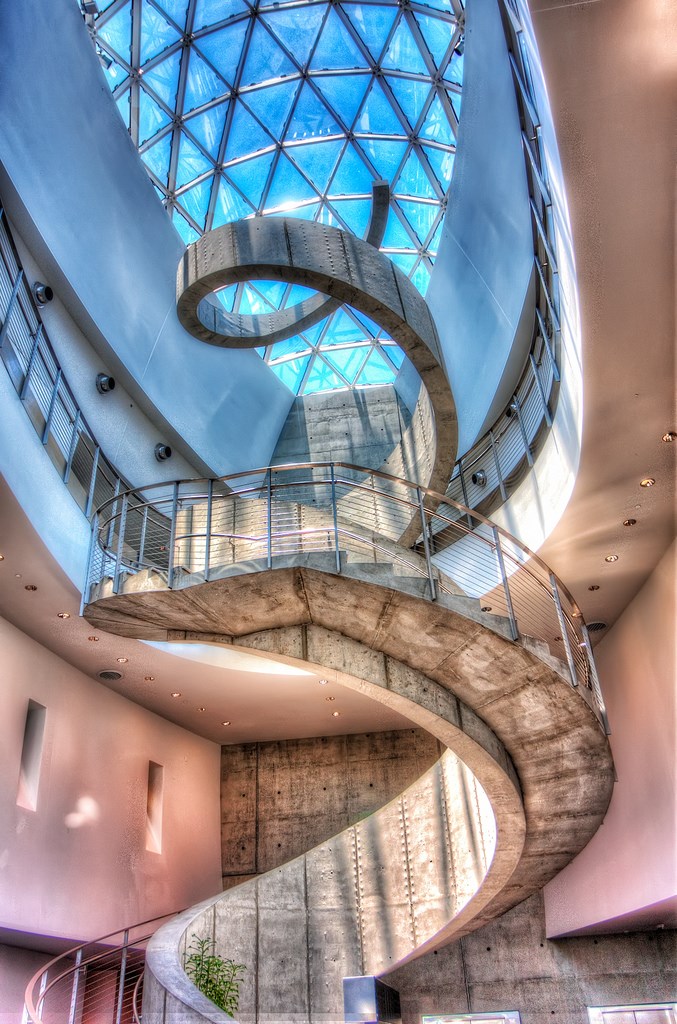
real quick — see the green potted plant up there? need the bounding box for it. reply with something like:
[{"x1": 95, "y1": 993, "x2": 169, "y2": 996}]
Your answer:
[{"x1": 183, "y1": 933, "x2": 246, "y2": 1017}]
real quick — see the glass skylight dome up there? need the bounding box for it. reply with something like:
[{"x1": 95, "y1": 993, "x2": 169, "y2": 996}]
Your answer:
[{"x1": 93, "y1": 0, "x2": 464, "y2": 395}]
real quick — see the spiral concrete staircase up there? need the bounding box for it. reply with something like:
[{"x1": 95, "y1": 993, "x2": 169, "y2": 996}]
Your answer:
[{"x1": 82, "y1": 467, "x2": 614, "y2": 1024}]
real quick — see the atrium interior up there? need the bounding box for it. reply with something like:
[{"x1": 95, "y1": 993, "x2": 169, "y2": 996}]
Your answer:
[{"x1": 0, "y1": 0, "x2": 675, "y2": 1021}]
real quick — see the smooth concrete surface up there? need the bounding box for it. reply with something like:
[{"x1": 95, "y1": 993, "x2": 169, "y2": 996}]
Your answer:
[
  {"x1": 386, "y1": 890, "x2": 677, "y2": 1024},
  {"x1": 427, "y1": 0, "x2": 534, "y2": 455},
  {"x1": 544, "y1": 540, "x2": 677, "y2": 935},
  {"x1": 177, "y1": 217, "x2": 458, "y2": 496},
  {"x1": 0, "y1": 0, "x2": 294, "y2": 479},
  {"x1": 220, "y1": 729, "x2": 442, "y2": 887},
  {"x1": 0, "y1": 614, "x2": 222, "y2": 943}
]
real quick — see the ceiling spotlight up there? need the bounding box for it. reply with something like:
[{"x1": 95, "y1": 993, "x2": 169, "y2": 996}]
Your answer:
[
  {"x1": 33, "y1": 282, "x2": 54, "y2": 306},
  {"x1": 588, "y1": 585, "x2": 600, "y2": 591},
  {"x1": 481, "y1": 605, "x2": 492, "y2": 612},
  {"x1": 623, "y1": 518, "x2": 637, "y2": 527},
  {"x1": 640, "y1": 478, "x2": 655, "y2": 488},
  {"x1": 662, "y1": 431, "x2": 676, "y2": 443},
  {"x1": 0, "y1": 554, "x2": 4, "y2": 561},
  {"x1": 326, "y1": 695, "x2": 336, "y2": 701},
  {"x1": 116, "y1": 657, "x2": 128, "y2": 664},
  {"x1": 155, "y1": 443, "x2": 172, "y2": 462},
  {"x1": 604, "y1": 554, "x2": 619, "y2": 563},
  {"x1": 331, "y1": 711, "x2": 341, "y2": 717},
  {"x1": 197, "y1": 706, "x2": 206, "y2": 712},
  {"x1": 171, "y1": 691, "x2": 181, "y2": 698},
  {"x1": 222, "y1": 720, "x2": 231, "y2": 726},
  {"x1": 144, "y1": 675, "x2": 155, "y2": 681},
  {"x1": 57, "y1": 611, "x2": 71, "y2": 618},
  {"x1": 96, "y1": 373, "x2": 116, "y2": 394},
  {"x1": 88, "y1": 635, "x2": 99, "y2": 641},
  {"x1": 24, "y1": 584, "x2": 37, "y2": 591},
  {"x1": 14, "y1": 573, "x2": 21, "y2": 579},
  {"x1": 318, "y1": 678, "x2": 329, "y2": 685}
]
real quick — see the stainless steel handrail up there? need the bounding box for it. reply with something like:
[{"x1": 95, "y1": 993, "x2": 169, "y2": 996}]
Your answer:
[
  {"x1": 23, "y1": 909, "x2": 181, "y2": 1024},
  {"x1": 85, "y1": 462, "x2": 609, "y2": 733}
]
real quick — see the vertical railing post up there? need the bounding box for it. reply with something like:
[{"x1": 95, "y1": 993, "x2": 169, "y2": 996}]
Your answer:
[
  {"x1": 85, "y1": 444, "x2": 100, "y2": 518},
  {"x1": 457, "y1": 457, "x2": 473, "y2": 528},
  {"x1": 67, "y1": 948, "x2": 83, "y2": 1024},
  {"x1": 330, "y1": 464, "x2": 341, "y2": 573},
  {"x1": 511, "y1": 395, "x2": 534, "y2": 467},
  {"x1": 80, "y1": 511, "x2": 99, "y2": 615},
  {"x1": 63, "y1": 410, "x2": 81, "y2": 484},
  {"x1": 19, "y1": 325, "x2": 43, "y2": 400},
  {"x1": 266, "y1": 469, "x2": 273, "y2": 568},
  {"x1": 489, "y1": 428, "x2": 507, "y2": 501},
  {"x1": 549, "y1": 572, "x2": 578, "y2": 689},
  {"x1": 167, "y1": 483, "x2": 179, "y2": 589},
  {"x1": 529, "y1": 352, "x2": 553, "y2": 427},
  {"x1": 139, "y1": 503, "x2": 148, "y2": 570},
  {"x1": 580, "y1": 622, "x2": 611, "y2": 734},
  {"x1": 114, "y1": 930, "x2": 129, "y2": 1024},
  {"x1": 204, "y1": 478, "x2": 213, "y2": 582},
  {"x1": 417, "y1": 487, "x2": 437, "y2": 601},
  {"x1": 0, "y1": 267, "x2": 23, "y2": 349},
  {"x1": 492, "y1": 526, "x2": 518, "y2": 640},
  {"x1": 42, "y1": 368, "x2": 63, "y2": 445},
  {"x1": 112, "y1": 492, "x2": 129, "y2": 595},
  {"x1": 34, "y1": 965, "x2": 49, "y2": 1024}
]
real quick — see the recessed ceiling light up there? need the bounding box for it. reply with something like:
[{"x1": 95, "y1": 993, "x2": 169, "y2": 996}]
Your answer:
[
  {"x1": 0, "y1": 554, "x2": 4, "y2": 560},
  {"x1": 171, "y1": 691, "x2": 181, "y2": 698},
  {"x1": 24, "y1": 584, "x2": 37, "y2": 591},
  {"x1": 14, "y1": 573, "x2": 21, "y2": 579},
  {"x1": 662, "y1": 431, "x2": 676, "y2": 442},
  {"x1": 588, "y1": 585, "x2": 600, "y2": 591},
  {"x1": 604, "y1": 554, "x2": 619, "y2": 563},
  {"x1": 326, "y1": 695, "x2": 336, "y2": 701},
  {"x1": 640, "y1": 478, "x2": 655, "y2": 488},
  {"x1": 318, "y1": 679, "x2": 329, "y2": 685},
  {"x1": 331, "y1": 711, "x2": 341, "y2": 717},
  {"x1": 144, "y1": 675, "x2": 155, "y2": 681},
  {"x1": 116, "y1": 657, "x2": 128, "y2": 664},
  {"x1": 197, "y1": 706, "x2": 206, "y2": 712},
  {"x1": 88, "y1": 635, "x2": 99, "y2": 641},
  {"x1": 481, "y1": 605, "x2": 492, "y2": 612},
  {"x1": 623, "y1": 518, "x2": 637, "y2": 527},
  {"x1": 57, "y1": 611, "x2": 71, "y2": 619},
  {"x1": 222, "y1": 720, "x2": 231, "y2": 726}
]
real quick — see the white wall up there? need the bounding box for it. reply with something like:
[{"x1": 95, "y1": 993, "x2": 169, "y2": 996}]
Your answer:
[
  {"x1": 0, "y1": 615, "x2": 222, "y2": 944},
  {"x1": 544, "y1": 540, "x2": 677, "y2": 935}
]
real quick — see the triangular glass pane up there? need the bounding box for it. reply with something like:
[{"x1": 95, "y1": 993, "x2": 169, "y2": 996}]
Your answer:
[
  {"x1": 356, "y1": 81, "x2": 405, "y2": 136},
  {"x1": 176, "y1": 133, "x2": 213, "y2": 187},
  {"x1": 194, "y1": 0, "x2": 249, "y2": 30},
  {"x1": 224, "y1": 151, "x2": 275, "y2": 208},
  {"x1": 380, "y1": 342, "x2": 405, "y2": 369},
  {"x1": 142, "y1": 49, "x2": 181, "y2": 107},
  {"x1": 116, "y1": 90, "x2": 131, "y2": 130},
  {"x1": 264, "y1": 153, "x2": 319, "y2": 210},
  {"x1": 141, "y1": 131, "x2": 173, "y2": 184},
  {"x1": 240, "y1": 283, "x2": 270, "y2": 315},
  {"x1": 272, "y1": 355, "x2": 310, "y2": 393},
  {"x1": 185, "y1": 100, "x2": 228, "y2": 157},
  {"x1": 97, "y1": 2, "x2": 132, "y2": 60},
  {"x1": 225, "y1": 101, "x2": 274, "y2": 162},
  {"x1": 382, "y1": 21, "x2": 428, "y2": 76},
  {"x1": 323, "y1": 346, "x2": 366, "y2": 383},
  {"x1": 155, "y1": 0, "x2": 189, "y2": 29},
  {"x1": 387, "y1": 76, "x2": 430, "y2": 131},
  {"x1": 313, "y1": 74, "x2": 369, "y2": 129},
  {"x1": 270, "y1": 201, "x2": 321, "y2": 222},
  {"x1": 394, "y1": 149, "x2": 436, "y2": 198},
  {"x1": 348, "y1": 4, "x2": 399, "y2": 62},
  {"x1": 139, "y1": 86, "x2": 172, "y2": 144},
  {"x1": 428, "y1": 218, "x2": 444, "y2": 255},
  {"x1": 102, "y1": 56, "x2": 127, "y2": 89},
  {"x1": 286, "y1": 284, "x2": 317, "y2": 307},
  {"x1": 420, "y1": 0, "x2": 454, "y2": 12},
  {"x1": 196, "y1": 20, "x2": 249, "y2": 86},
  {"x1": 329, "y1": 198, "x2": 371, "y2": 236},
  {"x1": 381, "y1": 211, "x2": 416, "y2": 250},
  {"x1": 420, "y1": 94, "x2": 453, "y2": 145},
  {"x1": 215, "y1": 284, "x2": 238, "y2": 312},
  {"x1": 212, "y1": 177, "x2": 256, "y2": 226},
  {"x1": 285, "y1": 85, "x2": 343, "y2": 142},
  {"x1": 177, "y1": 176, "x2": 213, "y2": 228},
  {"x1": 310, "y1": 9, "x2": 369, "y2": 71},
  {"x1": 320, "y1": 308, "x2": 366, "y2": 346},
  {"x1": 327, "y1": 145, "x2": 374, "y2": 196},
  {"x1": 298, "y1": 318, "x2": 327, "y2": 347},
  {"x1": 398, "y1": 199, "x2": 438, "y2": 245},
  {"x1": 141, "y1": 0, "x2": 181, "y2": 64},
  {"x1": 304, "y1": 356, "x2": 345, "y2": 393},
  {"x1": 450, "y1": 91, "x2": 461, "y2": 119},
  {"x1": 415, "y1": 13, "x2": 453, "y2": 69},
  {"x1": 411, "y1": 259, "x2": 431, "y2": 294},
  {"x1": 356, "y1": 347, "x2": 394, "y2": 386},
  {"x1": 262, "y1": 5, "x2": 325, "y2": 70},
  {"x1": 172, "y1": 207, "x2": 201, "y2": 244},
  {"x1": 424, "y1": 144, "x2": 454, "y2": 188},
  {"x1": 241, "y1": 21, "x2": 298, "y2": 86},
  {"x1": 243, "y1": 80, "x2": 300, "y2": 140},
  {"x1": 268, "y1": 335, "x2": 313, "y2": 360},
  {"x1": 352, "y1": 309, "x2": 381, "y2": 337},
  {"x1": 287, "y1": 140, "x2": 344, "y2": 194},
  {"x1": 184, "y1": 49, "x2": 228, "y2": 112},
  {"x1": 388, "y1": 252, "x2": 417, "y2": 275},
  {"x1": 357, "y1": 138, "x2": 408, "y2": 182},
  {"x1": 444, "y1": 51, "x2": 464, "y2": 87}
]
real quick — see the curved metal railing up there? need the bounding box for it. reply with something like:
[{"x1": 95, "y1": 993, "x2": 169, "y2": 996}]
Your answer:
[
  {"x1": 85, "y1": 462, "x2": 608, "y2": 732},
  {"x1": 23, "y1": 910, "x2": 180, "y2": 1024}
]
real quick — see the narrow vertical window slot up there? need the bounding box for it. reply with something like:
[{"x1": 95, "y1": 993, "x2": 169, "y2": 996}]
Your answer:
[
  {"x1": 16, "y1": 700, "x2": 47, "y2": 811},
  {"x1": 146, "y1": 761, "x2": 164, "y2": 853}
]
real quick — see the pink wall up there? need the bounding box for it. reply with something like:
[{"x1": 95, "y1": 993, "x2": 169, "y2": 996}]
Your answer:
[
  {"x1": 0, "y1": 615, "x2": 222, "y2": 945},
  {"x1": 544, "y1": 540, "x2": 677, "y2": 935}
]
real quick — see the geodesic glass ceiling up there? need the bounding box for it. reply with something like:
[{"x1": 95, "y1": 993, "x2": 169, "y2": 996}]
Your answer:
[{"x1": 92, "y1": 0, "x2": 464, "y2": 395}]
